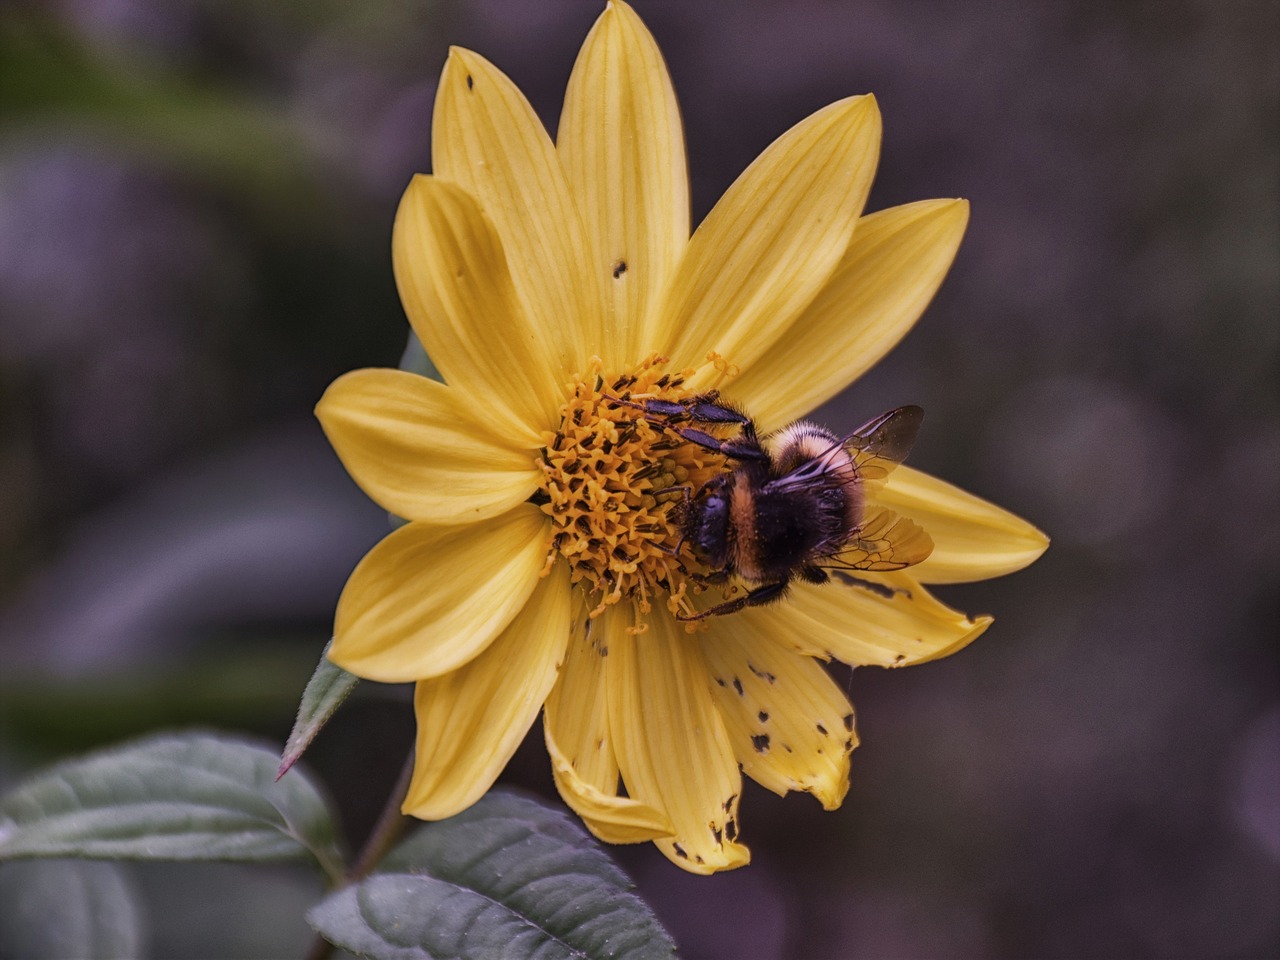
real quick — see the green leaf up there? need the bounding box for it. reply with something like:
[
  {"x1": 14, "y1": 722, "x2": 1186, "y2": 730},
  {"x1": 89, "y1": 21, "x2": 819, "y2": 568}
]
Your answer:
[
  {"x1": 0, "y1": 859, "x2": 144, "y2": 959},
  {"x1": 0, "y1": 732, "x2": 346, "y2": 884},
  {"x1": 278, "y1": 639, "x2": 360, "y2": 779},
  {"x1": 308, "y1": 789, "x2": 676, "y2": 960}
]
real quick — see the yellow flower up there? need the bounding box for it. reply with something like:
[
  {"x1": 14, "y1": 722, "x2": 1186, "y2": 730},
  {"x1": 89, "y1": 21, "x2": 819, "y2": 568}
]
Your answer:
[{"x1": 317, "y1": 1, "x2": 1047, "y2": 874}]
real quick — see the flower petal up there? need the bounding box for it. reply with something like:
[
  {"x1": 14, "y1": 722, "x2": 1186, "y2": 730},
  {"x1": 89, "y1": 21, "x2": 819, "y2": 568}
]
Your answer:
[
  {"x1": 392, "y1": 175, "x2": 564, "y2": 444},
  {"x1": 747, "y1": 572, "x2": 992, "y2": 668},
  {"x1": 875, "y1": 465, "x2": 1050, "y2": 583},
  {"x1": 433, "y1": 47, "x2": 602, "y2": 377},
  {"x1": 402, "y1": 564, "x2": 571, "y2": 820},
  {"x1": 544, "y1": 603, "x2": 618, "y2": 792},
  {"x1": 545, "y1": 727, "x2": 674, "y2": 845},
  {"x1": 701, "y1": 623, "x2": 856, "y2": 810},
  {"x1": 543, "y1": 603, "x2": 674, "y2": 844},
  {"x1": 607, "y1": 610, "x2": 749, "y2": 874},
  {"x1": 316, "y1": 368, "x2": 540, "y2": 524},
  {"x1": 330, "y1": 504, "x2": 550, "y2": 682},
  {"x1": 733, "y1": 199, "x2": 970, "y2": 430},
  {"x1": 558, "y1": 0, "x2": 689, "y2": 367},
  {"x1": 656, "y1": 95, "x2": 881, "y2": 383}
]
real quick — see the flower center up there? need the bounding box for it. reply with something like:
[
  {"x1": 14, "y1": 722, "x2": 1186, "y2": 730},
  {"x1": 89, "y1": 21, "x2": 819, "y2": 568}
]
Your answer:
[{"x1": 537, "y1": 354, "x2": 735, "y2": 626}]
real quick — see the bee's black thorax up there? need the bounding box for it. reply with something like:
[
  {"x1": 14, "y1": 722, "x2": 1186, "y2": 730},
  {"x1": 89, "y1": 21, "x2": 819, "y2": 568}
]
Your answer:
[{"x1": 744, "y1": 473, "x2": 850, "y2": 583}]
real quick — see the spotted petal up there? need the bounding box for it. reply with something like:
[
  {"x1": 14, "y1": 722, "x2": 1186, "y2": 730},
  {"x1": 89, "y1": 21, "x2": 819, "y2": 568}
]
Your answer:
[
  {"x1": 402, "y1": 564, "x2": 571, "y2": 820},
  {"x1": 433, "y1": 47, "x2": 602, "y2": 377},
  {"x1": 747, "y1": 572, "x2": 991, "y2": 668},
  {"x1": 607, "y1": 610, "x2": 749, "y2": 874},
  {"x1": 875, "y1": 466, "x2": 1050, "y2": 583},
  {"x1": 316, "y1": 368, "x2": 540, "y2": 524},
  {"x1": 543, "y1": 576, "x2": 675, "y2": 846},
  {"x1": 330, "y1": 505, "x2": 550, "y2": 682},
  {"x1": 657, "y1": 95, "x2": 881, "y2": 385},
  {"x1": 701, "y1": 624, "x2": 856, "y2": 810},
  {"x1": 734, "y1": 199, "x2": 970, "y2": 431},
  {"x1": 559, "y1": 0, "x2": 689, "y2": 367}
]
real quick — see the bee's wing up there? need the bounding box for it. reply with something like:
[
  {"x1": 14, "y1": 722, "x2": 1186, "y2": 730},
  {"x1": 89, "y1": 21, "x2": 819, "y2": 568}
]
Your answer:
[
  {"x1": 843, "y1": 405, "x2": 923, "y2": 493},
  {"x1": 818, "y1": 506, "x2": 934, "y2": 572},
  {"x1": 770, "y1": 405, "x2": 922, "y2": 494}
]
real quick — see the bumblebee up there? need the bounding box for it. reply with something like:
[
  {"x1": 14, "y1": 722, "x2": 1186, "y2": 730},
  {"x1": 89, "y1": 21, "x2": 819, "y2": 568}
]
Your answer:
[{"x1": 638, "y1": 395, "x2": 933, "y2": 619}]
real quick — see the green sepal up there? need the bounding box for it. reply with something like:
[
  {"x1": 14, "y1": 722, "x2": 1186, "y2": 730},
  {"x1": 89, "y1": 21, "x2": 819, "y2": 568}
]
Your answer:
[{"x1": 278, "y1": 638, "x2": 360, "y2": 780}]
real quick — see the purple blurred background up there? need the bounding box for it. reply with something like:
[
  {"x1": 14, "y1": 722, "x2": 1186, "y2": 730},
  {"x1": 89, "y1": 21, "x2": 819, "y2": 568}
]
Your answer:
[{"x1": 1, "y1": 0, "x2": 1276, "y2": 957}]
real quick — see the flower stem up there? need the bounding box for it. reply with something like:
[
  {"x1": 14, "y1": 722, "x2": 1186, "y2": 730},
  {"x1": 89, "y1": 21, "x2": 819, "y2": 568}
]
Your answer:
[{"x1": 305, "y1": 749, "x2": 416, "y2": 960}]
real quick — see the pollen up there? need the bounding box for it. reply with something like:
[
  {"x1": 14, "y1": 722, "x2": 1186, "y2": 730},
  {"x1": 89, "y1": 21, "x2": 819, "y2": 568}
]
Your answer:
[{"x1": 537, "y1": 354, "x2": 730, "y2": 622}]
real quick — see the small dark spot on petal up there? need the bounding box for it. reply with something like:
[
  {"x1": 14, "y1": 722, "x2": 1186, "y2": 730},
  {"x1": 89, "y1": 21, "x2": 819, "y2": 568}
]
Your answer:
[
  {"x1": 672, "y1": 842, "x2": 688, "y2": 859},
  {"x1": 751, "y1": 733, "x2": 771, "y2": 753},
  {"x1": 758, "y1": 710, "x2": 769, "y2": 723},
  {"x1": 732, "y1": 678, "x2": 744, "y2": 696},
  {"x1": 782, "y1": 743, "x2": 793, "y2": 753},
  {"x1": 612, "y1": 259, "x2": 628, "y2": 279},
  {"x1": 844, "y1": 738, "x2": 854, "y2": 751},
  {"x1": 816, "y1": 723, "x2": 828, "y2": 736},
  {"x1": 842, "y1": 713, "x2": 855, "y2": 732},
  {"x1": 715, "y1": 677, "x2": 726, "y2": 687},
  {"x1": 466, "y1": 74, "x2": 474, "y2": 90},
  {"x1": 695, "y1": 855, "x2": 705, "y2": 864},
  {"x1": 712, "y1": 823, "x2": 723, "y2": 844}
]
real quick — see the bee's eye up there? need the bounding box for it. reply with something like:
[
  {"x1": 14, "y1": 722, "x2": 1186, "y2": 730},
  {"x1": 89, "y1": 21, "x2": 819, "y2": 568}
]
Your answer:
[{"x1": 692, "y1": 494, "x2": 730, "y2": 564}]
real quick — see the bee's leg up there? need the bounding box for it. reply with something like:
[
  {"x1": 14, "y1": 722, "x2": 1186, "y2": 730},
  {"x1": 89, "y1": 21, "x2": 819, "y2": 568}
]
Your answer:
[
  {"x1": 682, "y1": 395, "x2": 750, "y2": 426},
  {"x1": 677, "y1": 428, "x2": 771, "y2": 463},
  {"x1": 798, "y1": 565, "x2": 830, "y2": 585},
  {"x1": 633, "y1": 398, "x2": 691, "y2": 421},
  {"x1": 632, "y1": 393, "x2": 750, "y2": 426},
  {"x1": 676, "y1": 580, "x2": 789, "y2": 620}
]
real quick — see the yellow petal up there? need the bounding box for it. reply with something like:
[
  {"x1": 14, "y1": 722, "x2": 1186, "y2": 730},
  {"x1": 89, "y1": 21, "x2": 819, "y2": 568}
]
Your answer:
[
  {"x1": 331, "y1": 505, "x2": 550, "y2": 682},
  {"x1": 701, "y1": 622, "x2": 856, "y2": 810},
  {"x1": 544, "y1": 603, "x2": 619, "y2": 792},
  {"x1": 543, "y1": 603, "x2": 674, "y2": 843},
  {"x1": 657, "y1": 95, "x2": 881, "y2": 383},
  {"x1": 403, "y1": 564, "x2": 571, "y2": 820},
  {"x1": 316, "y1": 368, "x2": 540, "y2": 524},
  {"x1": 747, "y1": 572, "x2": 992, "y2": 668},
  {"x1": 558, "y1": 0, "x2": 689, "y2": 367},
  {"x1": 734, "y1": 199, "x2": 970, "y2": 430},
  {"x1": 875, "y1": 465, "x2": 1050, "y2": 583},
  {"x1": 606, "y1": 610, "x2": 749, "y2": 874},
  {"x1": 433, "y1": 48, "x2": 601, "y2": 377},
  {"x1": 545, "y1": 724, "x2": 674, "y2": 845},
  {"x1": 392, "y1": 175, "x2": 564, "y2": 445}
]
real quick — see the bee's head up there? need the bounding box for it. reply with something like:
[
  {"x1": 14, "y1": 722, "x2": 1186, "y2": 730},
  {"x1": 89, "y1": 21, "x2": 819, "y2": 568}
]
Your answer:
[{"x1": 682, "y1": 476, "x2": 732, "y2": 570}]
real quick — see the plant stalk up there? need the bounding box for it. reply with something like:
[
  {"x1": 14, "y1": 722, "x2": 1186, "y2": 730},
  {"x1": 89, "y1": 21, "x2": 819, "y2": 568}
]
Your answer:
[{"x1": 305, "y1": 749, "x2": 415, "y2": 960}]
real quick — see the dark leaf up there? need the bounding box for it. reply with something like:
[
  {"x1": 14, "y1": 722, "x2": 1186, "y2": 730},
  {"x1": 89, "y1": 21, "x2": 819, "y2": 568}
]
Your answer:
[
  {"x1": 308, "y1": 790, "x2": 676, "y2": 960},
  {"x1": 0, "y1": 732, "x2": 345, "y2": 883},
  {"x1": 0, "y1": 859, "x2": 144, "y2": 959}
]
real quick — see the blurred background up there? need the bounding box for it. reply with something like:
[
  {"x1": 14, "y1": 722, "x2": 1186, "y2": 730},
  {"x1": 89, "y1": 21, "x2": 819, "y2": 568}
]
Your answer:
[{"x1": 1, "y1": 0, "x2": 1276, "y2": 956}]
